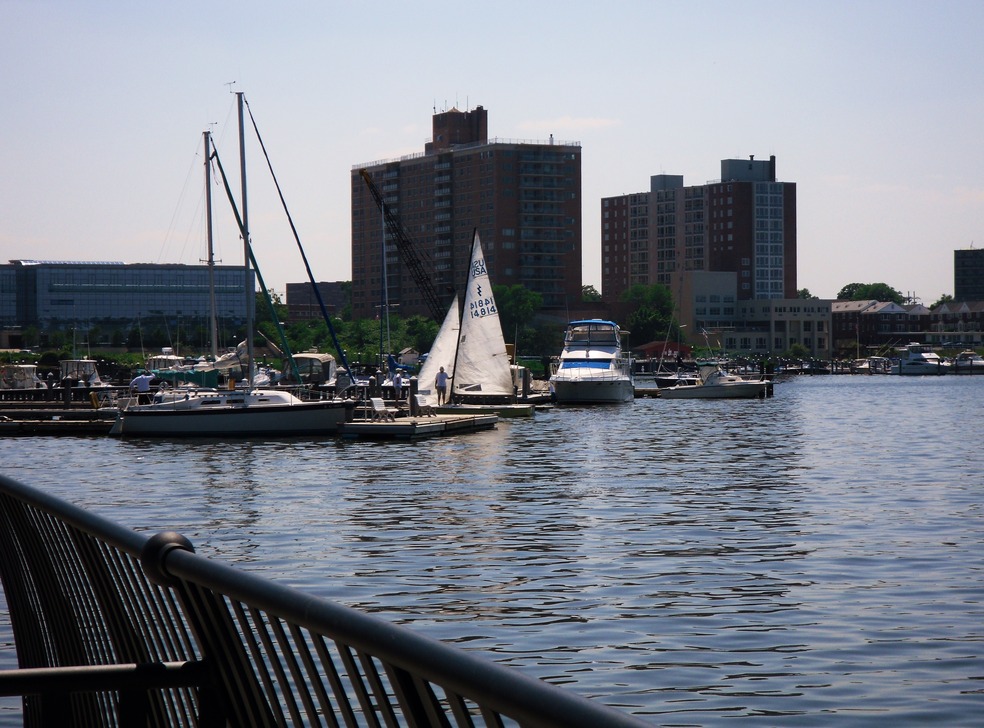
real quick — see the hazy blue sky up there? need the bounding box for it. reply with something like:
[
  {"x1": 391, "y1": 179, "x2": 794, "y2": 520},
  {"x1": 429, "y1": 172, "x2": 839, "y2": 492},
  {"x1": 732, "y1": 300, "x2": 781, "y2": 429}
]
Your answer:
[{"x1": 2, "y1": 1, "x2": 981, "y2": 304}]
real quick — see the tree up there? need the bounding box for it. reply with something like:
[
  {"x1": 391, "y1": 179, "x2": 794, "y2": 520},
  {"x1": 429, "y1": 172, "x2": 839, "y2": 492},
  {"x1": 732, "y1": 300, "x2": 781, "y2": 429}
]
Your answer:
[
  {"x1": 582, "y1": 284, "x2": 602, "y2": 302},
  {"x1": 797, "y1": 288, "x2": 817, "y2": 299},
  {"x1": 836, "y1": 282, "x2": 904, "y2": 304},
  {"x1": 404, "y1": 315, "x2": 439, "y2": 354},
  {"x1": 930, "y1": 293, "x2": 954, "y2": 309},
  {"x1": 255, "y1": 289, "x2": 287, "y2": 326},
  {"x1": 619, "y1": 283, "x2": 674, "y2": 345},
  {"x1": 493, "y1": 284, "x2": 543, "y2": 345}
]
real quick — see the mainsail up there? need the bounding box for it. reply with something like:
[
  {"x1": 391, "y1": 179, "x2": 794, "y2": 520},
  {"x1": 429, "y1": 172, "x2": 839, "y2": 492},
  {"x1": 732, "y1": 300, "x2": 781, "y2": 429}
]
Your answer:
[{"x1": 452, "y1": 231, "x2": 514, "y2": 399}]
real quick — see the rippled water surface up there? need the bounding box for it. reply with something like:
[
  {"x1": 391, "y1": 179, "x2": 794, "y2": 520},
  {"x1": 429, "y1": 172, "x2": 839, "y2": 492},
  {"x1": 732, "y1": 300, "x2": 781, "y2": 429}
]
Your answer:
[{"x1": 2, "y1": 375, "x2": 983, "y2": 725}]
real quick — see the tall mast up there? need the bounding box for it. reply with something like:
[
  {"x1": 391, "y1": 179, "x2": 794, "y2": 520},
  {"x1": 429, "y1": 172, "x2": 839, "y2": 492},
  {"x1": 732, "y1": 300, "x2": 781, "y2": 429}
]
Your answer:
[
  {"x1": 380, "y1": 201, "x2": 390, "y2": 371},
  {"x1": 237, "y1": 91, "x2": 254, "y2": 389},
  {"x1": 204, "y1": 130, "x2": 218, "y2": 361}
]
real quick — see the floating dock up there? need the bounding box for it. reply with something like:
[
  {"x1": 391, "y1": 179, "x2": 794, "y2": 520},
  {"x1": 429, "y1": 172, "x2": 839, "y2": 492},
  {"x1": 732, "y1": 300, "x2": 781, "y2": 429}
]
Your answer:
[
  {"x1": 338, "y1": 412, "x2": 498, "y2": 440},
  {"x1": 0, "y1": 406, "x2": 497, "y2": 440},
  {"x1": 0, "y1": 408, "x2": 118, "y2": 436}
]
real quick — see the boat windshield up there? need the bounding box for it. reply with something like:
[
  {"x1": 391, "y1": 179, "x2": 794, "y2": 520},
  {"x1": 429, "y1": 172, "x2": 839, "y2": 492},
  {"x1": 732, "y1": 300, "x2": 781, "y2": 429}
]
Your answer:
[
  {"x1": 566, "y1": 324, "x2": 618, "y2": 346},
  {"x1": 560, "y1": 360, "x2": 611, "y2": 370}
]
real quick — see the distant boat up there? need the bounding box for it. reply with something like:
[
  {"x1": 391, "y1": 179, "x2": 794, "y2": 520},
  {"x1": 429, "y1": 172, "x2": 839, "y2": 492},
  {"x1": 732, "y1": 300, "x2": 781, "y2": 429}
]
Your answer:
[
  {"x1": 951, "y1": 349, "x2": 984, "y2": 375},
  {"x1": 659, "y1": 364, "x2": 769, "y2": 400},
  {"x1": 0, "y1": 364, "x2": 45, "y2": 390},
  {"x1": 59, "y1": 359, "x2": 108, "y2": 387},
  {"x1": 890, "y1": 343, "x2": 951, "y2": 375},
  {"x1": 111, "y1": 94, "x2": 353, "y2": 437}
]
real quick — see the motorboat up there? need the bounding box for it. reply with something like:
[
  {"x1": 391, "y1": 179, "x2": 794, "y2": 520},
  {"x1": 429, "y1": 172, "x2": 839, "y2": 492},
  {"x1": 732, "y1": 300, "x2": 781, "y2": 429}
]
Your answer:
[
  {"x1": 0, "y1": 364, "x2": 46, "y2": 389},
  {"x1": 850, "y1": 356, "x2": 891, "y2": 375},
  {"x1": 659, "y1": 365, "x2": 769, "y2": 400},
  {"x1": 653, "y1": 370, "x2": 699, "y2": 388},
  {"x1": 59, "y1": 359, "x2": 109, "y2": 387},
  {"x1": 288, "y1": 351, "x2": 337, "y2": 385},
  {"x1": 550, "y1": 320, "x2": 634, "y2": 403},
  {"x1": 951, "y1": 349, "x2": 984, "y2": 375},
  {"x1": 890, "y1": 343, "x2": 951, "y2": 375},
  {"x1": 145, "y1": 347, "x2": 188, "y2": 372}
]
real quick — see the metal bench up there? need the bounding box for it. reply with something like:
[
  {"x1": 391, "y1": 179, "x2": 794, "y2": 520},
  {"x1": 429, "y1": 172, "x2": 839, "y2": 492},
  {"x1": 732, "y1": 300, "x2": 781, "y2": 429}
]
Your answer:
[{"x1": 0, "y1": 473, "x2": 648, "y2": 726}]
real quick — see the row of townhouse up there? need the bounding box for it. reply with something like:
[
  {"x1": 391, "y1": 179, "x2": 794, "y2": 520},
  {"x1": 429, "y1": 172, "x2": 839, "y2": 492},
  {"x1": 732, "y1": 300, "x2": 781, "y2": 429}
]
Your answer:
[{"x1": 831, "y1": 300, "x2": 984, "y2": 357}]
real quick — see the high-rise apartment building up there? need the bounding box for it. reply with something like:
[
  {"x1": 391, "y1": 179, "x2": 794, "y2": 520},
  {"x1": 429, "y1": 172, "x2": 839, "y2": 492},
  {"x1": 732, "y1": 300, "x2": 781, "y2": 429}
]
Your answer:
[
  {"x1": 603, "y1": 156, "x2": 796, "y2": 305},
  {"x1": 954, "y1": 247, "x2": 984, "y2": 301},
  {"x1": 351, "y1": 106, "x2": 582, "y2": 319}
]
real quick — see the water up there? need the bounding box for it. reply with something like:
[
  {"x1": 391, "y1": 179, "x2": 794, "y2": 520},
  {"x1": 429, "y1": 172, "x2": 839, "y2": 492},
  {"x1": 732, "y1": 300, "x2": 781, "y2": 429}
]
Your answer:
[{"x1": 2, "y1": 375, "x2": 982, "y2": 725}]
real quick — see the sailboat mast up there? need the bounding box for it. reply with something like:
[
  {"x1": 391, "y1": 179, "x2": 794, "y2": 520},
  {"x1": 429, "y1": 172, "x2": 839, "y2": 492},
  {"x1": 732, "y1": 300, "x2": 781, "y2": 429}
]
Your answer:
[
  {"x1": 380, "y1": 201, "x2": 388, "y2": 372},
  {"x1": 448, "y1": 230, "x2": 478, "y2": 403},
  {"x1": 204, "y1": 130, "x2": 219, "y2": 361},
  {"x1": 237, "y1": 92, "x2": 254, "y2": 389}
]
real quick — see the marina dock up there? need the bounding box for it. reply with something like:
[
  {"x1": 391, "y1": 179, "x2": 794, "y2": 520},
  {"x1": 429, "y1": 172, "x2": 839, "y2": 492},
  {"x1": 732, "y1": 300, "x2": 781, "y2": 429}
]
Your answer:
[
  {"x1": 0, "y1": 407, "x2": 117, "y2": 436},
  {"x1": 339, "y1": 412, "x2": 498, "y2": 440},
  {"x1": 0, "y1": 404, "x2": 497, "y2": 439}
]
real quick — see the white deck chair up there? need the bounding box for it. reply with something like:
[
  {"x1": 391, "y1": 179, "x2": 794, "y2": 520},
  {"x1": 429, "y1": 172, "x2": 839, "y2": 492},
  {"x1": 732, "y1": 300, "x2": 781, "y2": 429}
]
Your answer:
[
  {"x1": 414, "y1": 394, "x2": 436, "y2": 416},
  {"x1": 370, "y1": 397, "x2": 397, "y2": 422}
]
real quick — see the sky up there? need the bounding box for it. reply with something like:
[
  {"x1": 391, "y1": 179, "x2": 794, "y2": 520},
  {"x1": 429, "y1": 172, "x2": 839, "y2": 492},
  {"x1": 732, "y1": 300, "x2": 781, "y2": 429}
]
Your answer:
[{"x1": 2, "y1": 1, "x2": 982, "y2": 305}]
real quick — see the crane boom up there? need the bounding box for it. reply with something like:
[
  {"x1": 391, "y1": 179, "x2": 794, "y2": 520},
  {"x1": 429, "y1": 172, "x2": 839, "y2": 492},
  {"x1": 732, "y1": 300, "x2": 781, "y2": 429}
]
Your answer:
[{"x1": 359, "y1": 168, "x2": 446, "y2": 321}]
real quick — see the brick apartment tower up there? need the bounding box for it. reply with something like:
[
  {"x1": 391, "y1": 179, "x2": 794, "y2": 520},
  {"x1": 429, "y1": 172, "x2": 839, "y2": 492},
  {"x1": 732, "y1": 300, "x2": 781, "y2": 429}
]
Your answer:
[
  {"x1": 602, "y1": 156, "x2": 797, "y2": 306},
  {"x1": 954, "y1": 248, "x2": 984, "y2": 301},
  {"x1": 351, "y1": 106, "x2": 582, "y2": 320}
]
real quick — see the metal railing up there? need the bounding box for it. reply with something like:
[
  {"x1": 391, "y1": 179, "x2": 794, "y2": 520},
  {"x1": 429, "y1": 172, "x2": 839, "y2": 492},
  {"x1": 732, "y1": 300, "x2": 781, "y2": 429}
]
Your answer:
[{"x1": 0, "y1": 473, "x2": 649, "y2": 727}]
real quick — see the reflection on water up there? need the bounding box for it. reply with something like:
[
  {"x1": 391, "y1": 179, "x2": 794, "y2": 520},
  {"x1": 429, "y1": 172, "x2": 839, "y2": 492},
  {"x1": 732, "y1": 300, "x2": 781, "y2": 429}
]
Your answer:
[{"x1": 2, "y1": 376, "x2": 982, "y2": 724}]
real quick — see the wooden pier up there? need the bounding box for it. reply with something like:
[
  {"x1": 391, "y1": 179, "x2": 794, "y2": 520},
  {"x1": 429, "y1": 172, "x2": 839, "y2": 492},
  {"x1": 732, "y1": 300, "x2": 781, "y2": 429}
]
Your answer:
[
  {"x1": 0, "y1": 407, "x2": 118, "y2": 436},
  {"x1": 338, "y1": 412, "x2": 497, "y2": 440},
  {"x1": 0, "y1": 404, "x2": 496, "y2": 439}
]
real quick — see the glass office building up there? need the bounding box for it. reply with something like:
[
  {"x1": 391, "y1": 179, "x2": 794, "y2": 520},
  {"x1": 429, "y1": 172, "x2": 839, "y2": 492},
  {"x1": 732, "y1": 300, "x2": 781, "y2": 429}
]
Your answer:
[{"x1": 0, "y1": 260, "x2": 253, "y2": 345}]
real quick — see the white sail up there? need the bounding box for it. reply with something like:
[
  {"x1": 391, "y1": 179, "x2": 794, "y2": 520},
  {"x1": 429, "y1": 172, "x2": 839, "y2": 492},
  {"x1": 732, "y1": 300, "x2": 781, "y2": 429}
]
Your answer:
[
  {"x1": 453, "y1": 232, "x2": 514, "y2": 398},
  {"x1": 416, "y1": 294, "x2": 460, "y2": 405}
]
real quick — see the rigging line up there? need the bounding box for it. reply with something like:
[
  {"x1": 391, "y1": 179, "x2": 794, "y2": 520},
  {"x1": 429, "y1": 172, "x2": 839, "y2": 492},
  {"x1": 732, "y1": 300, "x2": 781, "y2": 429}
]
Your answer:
[
  {"x1": 242, "y1": 95, "x2": 351, "y2": 375},
  {"x1": 160, "y1": 139, "x2": 204, "y2": 266},
  {"x1": 209, "y1": 146, "x2": 302, "y2": 384}
]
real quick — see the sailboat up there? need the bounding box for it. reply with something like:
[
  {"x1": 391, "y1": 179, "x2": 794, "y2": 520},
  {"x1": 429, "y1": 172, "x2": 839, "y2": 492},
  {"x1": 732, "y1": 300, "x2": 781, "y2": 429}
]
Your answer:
[
  {"x1": 432, "y1": 231, "x2": 533, "y2": 417},
  {"x1": 111, "y1": 94, "x2": 354, "y2": 437}
]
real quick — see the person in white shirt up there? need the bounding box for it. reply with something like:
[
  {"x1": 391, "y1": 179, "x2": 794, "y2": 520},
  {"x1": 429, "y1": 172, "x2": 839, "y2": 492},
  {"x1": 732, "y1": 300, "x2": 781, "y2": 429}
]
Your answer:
[
  {"x1": 435, "y1": 366, "x2": 449, "y2": 405},
  {"x1": 129, "y1": 372, "x2": 156, "y2": 404}
]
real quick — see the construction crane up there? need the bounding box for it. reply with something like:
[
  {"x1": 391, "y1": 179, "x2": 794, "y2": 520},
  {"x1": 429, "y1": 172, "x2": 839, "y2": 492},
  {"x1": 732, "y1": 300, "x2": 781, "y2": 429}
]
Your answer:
[{"x1": 359, "y1": 168, "x2": 447, "y2": 322}]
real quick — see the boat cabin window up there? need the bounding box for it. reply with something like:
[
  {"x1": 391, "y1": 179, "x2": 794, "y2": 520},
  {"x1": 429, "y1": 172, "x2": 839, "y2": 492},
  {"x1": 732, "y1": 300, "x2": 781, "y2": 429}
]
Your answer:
[{"x1": 566, "y1": 324, "x2": 618, "y2": 346}]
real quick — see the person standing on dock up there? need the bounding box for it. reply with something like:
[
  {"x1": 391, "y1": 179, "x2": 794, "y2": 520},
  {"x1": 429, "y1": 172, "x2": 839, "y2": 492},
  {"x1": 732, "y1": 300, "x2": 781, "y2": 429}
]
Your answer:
[
  {"x1": 392, "y1": 371, "x2": 404, "y2": 402},
  {"x1": 129, "y1": 372, "x2": 155, "y2": 405},
  {"x1": 435, "y1": 366, "x2": 448, "y2": 405}
]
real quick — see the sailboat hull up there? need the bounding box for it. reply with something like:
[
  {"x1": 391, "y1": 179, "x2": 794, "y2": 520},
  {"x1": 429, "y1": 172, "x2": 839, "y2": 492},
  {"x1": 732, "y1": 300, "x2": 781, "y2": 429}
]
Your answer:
[{"x1": 112, "y1": 399, "x2": 354, "y2": 437}]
